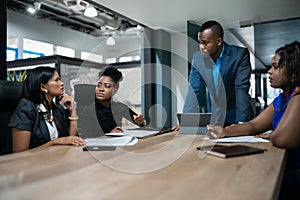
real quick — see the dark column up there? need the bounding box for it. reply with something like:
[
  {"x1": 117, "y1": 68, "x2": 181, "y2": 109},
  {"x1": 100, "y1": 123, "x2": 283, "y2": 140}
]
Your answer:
[
  {"x1": 262, "y1": 75, "x2": 268, "y2": 109},
  {"x1": 187, "y1": 21, "x2": 208, "y2": 112},
  {"x1": 0, "y1": 0, "x2": 7, "y2": 80},
  {"x1": 141, "y1": 28, "x2": 172, "y2": 128}
]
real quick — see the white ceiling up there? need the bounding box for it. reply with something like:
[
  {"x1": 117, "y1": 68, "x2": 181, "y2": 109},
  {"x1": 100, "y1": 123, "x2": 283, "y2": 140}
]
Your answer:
[
  {"x1": 94, "y1": 0, "x2": 300, "y2": 33},
  {"x1": 93, "y1": 0, "x2": 300, "y2": 70}
]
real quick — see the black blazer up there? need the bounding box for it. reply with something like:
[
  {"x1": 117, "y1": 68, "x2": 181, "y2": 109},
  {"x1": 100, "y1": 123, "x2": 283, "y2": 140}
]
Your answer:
[
  {"x1": 9, "y1": 98, "x2": 69, "y2": 149},
  {"x1": 78, "y1": 101, "x2": 139, "y2": 138}
]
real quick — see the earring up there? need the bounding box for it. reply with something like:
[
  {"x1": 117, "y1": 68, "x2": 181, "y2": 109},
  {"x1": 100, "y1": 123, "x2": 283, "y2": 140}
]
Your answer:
[
  {"x1": 45, "y1": 90, "x2": 48, "y2": 94},
  {"x1": 291, "y1": 75, "x2": 296, "y2": 83}
]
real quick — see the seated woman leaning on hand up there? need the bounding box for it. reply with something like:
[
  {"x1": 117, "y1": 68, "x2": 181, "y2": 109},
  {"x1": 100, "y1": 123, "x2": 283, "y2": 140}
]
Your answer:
[
  {"x1": 78, "y1": 66, "x2": 146, "y2": 137},
  {"x1": 207, "y1": 41, "x2": 300, "y2": 199},
  {"x1": 9, "y1": 66, "x2": 85, "y2": 153}
]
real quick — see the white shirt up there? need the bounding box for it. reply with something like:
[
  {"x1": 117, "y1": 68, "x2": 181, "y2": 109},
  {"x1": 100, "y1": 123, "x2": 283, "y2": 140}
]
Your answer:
[{"x1": 37, "y1": 104, "x2": 59, "y2": 140}]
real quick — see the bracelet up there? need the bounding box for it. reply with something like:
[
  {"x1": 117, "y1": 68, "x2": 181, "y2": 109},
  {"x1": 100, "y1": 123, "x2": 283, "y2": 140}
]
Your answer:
[
  {"x1": 68, "y1": 116, "x2": 78, "y2": 121},
  {"x1": 142, "y1": 119, "x2": 147, "y2": 126}
]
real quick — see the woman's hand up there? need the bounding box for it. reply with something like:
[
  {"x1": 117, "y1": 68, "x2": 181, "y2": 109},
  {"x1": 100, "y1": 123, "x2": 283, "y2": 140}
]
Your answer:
[
  {"x1": 59, "y1": 94, "x2": 76, "y2": 111},
  {"x1": 53, "y1": 136, "x2": 85, "y2": 146},
  {"x1": 255, "y1": 133, "x2": 271, "y2": 140},
  {"x1": 133, "y1": 114, "x2": 145, "y2": 126},
  {"x1": 111, "y1": 126, "x2": 124, "y2": 132},
  {"x1": 172, "y1": 124, "x2": 180, "y2": 131}
]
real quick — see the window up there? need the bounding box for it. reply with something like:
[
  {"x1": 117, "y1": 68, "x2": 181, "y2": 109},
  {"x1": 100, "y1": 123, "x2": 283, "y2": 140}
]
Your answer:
[
  {"x1": 23, "y1": 50, "x2": 44, "y2": 59},
  {"x1": 81, "y1": 52, "x2": 103, "y2": 63},
  {"x1": 56, "y1": 46, "x2": 75, "y2": 57},
  {"x1": 105, "y1": 57, "x2": 117, "y2": 64},
  {"x1": 23, "y1": 38, "x2": 53, "y2": 57},
  {"x1": 7, "y1": 36, "x2": 18, "y2": 61},
  {"x1": 7, "y1": 47, "x2": 18, "y2": 61},
  {"x1": 118, "y1": 56, "x2": 133, "y2": 62}
]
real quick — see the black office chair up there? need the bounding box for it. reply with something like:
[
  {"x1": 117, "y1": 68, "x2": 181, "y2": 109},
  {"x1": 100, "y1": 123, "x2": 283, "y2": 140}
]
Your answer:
[
  {"x1": 0, "y1": 80, "x2": 23, "y2": 155},
  {"x1": 73, "y1": 84, "x2": 98, "y2": 137},
  {"x1": 74, "y1": 84, "x2": 96, "y2": 114}
]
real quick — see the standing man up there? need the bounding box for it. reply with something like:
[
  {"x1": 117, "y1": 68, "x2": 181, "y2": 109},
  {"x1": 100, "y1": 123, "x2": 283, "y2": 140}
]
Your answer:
[{"x1": 180, "y1": 20, "x2": 253, "y2": 128}]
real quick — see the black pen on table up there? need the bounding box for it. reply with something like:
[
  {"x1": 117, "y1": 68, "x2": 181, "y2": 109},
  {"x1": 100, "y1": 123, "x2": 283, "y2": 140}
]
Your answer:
[{"x1": 116, "y1": 126, "x2": 124, "y2": 132}]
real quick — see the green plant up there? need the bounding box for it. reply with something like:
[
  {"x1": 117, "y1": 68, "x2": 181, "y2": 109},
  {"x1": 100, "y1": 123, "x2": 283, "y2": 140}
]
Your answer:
[{"x1": 7, "y1": 70, "x2": 27, "y2": 82}]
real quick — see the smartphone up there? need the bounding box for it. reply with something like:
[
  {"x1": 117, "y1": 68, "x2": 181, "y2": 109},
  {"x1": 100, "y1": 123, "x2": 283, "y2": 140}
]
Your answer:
[{"x1": 83, "y1": 146, "x2": 116, "y2": 151}]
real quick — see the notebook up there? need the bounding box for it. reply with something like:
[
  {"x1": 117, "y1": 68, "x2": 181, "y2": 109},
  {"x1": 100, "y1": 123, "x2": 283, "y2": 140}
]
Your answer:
[
  {"x1": 177, "y1": 113, "x2": 212, "y2": 135},
  {"x1": 128, "y1": 126, "x2": 173, "y2": 134},
  {"x1": 197, "y1": 144, "x2": 266, "y2": 158}
]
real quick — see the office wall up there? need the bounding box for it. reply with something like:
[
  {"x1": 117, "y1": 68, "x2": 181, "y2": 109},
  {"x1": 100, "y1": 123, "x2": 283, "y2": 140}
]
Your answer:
[
  {"x1": 7, "y1": 10, "x2": 141, "y2": 60},
  {"x1": 7, "y1": 10, "x2": 103, "y2": 58}
]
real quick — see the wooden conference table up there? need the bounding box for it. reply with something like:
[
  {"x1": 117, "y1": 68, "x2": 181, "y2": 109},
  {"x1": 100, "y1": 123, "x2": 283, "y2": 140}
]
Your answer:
[{"x1": 0, "y1": 132, "x2": 286, "y2": 200}]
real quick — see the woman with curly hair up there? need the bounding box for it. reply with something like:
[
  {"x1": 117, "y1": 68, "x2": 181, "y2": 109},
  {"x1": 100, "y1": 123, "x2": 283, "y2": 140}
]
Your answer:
[{"x1": 207, "y1": 41, "x2": 300, "y2": 199}]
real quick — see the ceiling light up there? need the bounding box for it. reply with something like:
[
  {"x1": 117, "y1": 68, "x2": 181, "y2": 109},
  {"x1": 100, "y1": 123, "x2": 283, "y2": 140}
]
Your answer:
[
  {"x1": 105, "y1": 24, "x2": 117, "y2": 30},
  {"x1": 27, "y1": 7, "x2": 36, "y2": 14},
  {"x1": 84, "y1": 5, "x2": 97, "y2": 18},
  {"x1": 27, "y1": 2, "x2": 41, "y2": 15},
  {"x1": 34, "y1": 2, "x2": 41, "y2": 12},
  {"x1": 64, "y1": 0, "x2": 88, "y2": 11},
  {"x1": 106, "y1": 36, "x2": 116, "y2": 46}
]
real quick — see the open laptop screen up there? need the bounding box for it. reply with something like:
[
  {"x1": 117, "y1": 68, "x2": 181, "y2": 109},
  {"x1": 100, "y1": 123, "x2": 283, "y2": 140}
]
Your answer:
[{"x1": 177, "y1": 113, "x2": 212, "y2": 135}]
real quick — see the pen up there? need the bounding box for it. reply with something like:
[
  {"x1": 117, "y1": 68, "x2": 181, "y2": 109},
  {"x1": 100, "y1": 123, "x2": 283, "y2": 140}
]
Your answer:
[
  {"x1": 116, "y1": 126, "x2": 124, "y2": 132},
  {"x1": 83, "y1": 146, "x2": 116, "y2": 151}
]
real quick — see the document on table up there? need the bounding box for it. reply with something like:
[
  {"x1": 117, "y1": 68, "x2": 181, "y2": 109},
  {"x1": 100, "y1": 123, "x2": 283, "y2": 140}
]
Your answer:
[
  {"x1": 105, "y1": 130, "x2": 160, "y2": 138},
  {"x1": 84, "y1": 135, "x2": 138, "y2": 147},
  {"x1": 209, "y1": 136, "x2": 269, "y2": 143}
]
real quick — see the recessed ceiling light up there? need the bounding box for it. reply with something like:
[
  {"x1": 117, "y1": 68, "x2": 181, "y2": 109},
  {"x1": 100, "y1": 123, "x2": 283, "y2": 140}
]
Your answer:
[
  {"x1": 27, "y1": 7, "x2": 36, "y2": 14},
  {"x1": 84, "y1": 5, "x2": 97, "y2": 18},
  {"x1": 106, "y1": 36, "x2": 116, "y2": 46}
]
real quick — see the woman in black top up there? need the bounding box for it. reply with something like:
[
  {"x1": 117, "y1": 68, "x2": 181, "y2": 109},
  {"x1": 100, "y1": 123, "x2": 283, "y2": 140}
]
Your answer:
[
  {"x1": 78, "y1": 66, "x2": 145, "y2": 137},
  {"x1": 9, "y1": 66, "x2": 85, "y2": 152}
]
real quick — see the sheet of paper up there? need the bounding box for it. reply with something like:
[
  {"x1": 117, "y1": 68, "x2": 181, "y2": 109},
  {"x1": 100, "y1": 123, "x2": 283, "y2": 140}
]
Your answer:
[
  {"x1": 106, "y1": 130, "x2": 159, "y2": 138},
  {"x1": 84, "y1": 135, "x2": 138, "y2": 147},
  {"x1": 209, "y1": 136, "x2": 269, "y2": 143},
  {"x1": 105, "y1": 132, "x2": 127, "y2": 137}
]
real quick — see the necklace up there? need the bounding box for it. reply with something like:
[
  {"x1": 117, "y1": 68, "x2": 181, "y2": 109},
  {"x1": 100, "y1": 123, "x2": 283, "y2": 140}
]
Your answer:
[
  {"x1": 44, "y1": 113, "x2": 54, "y2": 123},
  {"x1": 37, "y1": 103, "x2": 54, "y2": 125},
  {"x1": 41, "y1": 111, "x2": 54, "y2": 126}
]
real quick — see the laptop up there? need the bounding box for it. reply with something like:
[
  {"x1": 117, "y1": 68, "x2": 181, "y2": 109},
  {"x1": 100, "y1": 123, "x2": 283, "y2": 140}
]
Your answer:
[
  {"x1": 177, "y1": 113, "x2": 212, "y2": 135},
  {"x1": 125, "y1": 126, "x2": 173, "y2": 138}
]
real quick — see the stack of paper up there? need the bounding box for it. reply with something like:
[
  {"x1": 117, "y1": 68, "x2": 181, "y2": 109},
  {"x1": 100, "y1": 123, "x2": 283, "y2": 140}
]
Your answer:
[
  {"x1": 84, "y1": 135, "x2": 138, "y2": 147},
  {"x1": 105, "y1": 130, "x2": 159, "y2": 138},
  {"x1": 209, "y1": 136, "x2": 269, "y2": 143}
]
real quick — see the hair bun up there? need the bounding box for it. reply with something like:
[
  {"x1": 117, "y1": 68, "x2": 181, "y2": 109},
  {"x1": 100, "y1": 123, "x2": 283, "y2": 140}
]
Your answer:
[{"x1": 99, "y1": 66, "x2": 123, "y2": 83}]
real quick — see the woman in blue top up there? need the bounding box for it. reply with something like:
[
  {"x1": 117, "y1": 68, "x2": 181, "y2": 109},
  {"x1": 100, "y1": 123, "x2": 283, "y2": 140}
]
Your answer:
[
  {"x1": 207, "y1": 41, "x2": 300, "y2": 199},
  {"x1": 9, "y1": 66, "x2": 85, "y2": 152}
]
